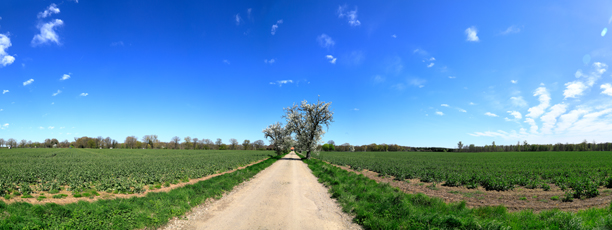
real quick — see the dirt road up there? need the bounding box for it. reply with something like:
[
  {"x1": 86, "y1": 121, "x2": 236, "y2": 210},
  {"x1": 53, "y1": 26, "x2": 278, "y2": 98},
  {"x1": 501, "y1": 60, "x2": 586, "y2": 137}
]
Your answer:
[{"x1": 162, "y1": 152, "x2": 361, "y2": 230}]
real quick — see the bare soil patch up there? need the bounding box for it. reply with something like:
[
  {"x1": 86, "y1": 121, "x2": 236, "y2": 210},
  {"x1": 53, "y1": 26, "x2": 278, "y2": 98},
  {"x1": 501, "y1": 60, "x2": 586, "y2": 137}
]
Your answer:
[
  {"x1": 0, "y1": 159, "x2": 267, "y2": 205},
  {"x1": 326, "y1": 162, "x2": 612, "y2": 212}
]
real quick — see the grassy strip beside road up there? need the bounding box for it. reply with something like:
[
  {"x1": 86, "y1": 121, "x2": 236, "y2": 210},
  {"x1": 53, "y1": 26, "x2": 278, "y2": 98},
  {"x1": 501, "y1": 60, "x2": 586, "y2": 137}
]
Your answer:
[
  {"x1": 0, "y1": 154, "x2": 285, "y2": 229},
  {"x1": 301, "y1": 155, "x2": 612, "y2": 229}
]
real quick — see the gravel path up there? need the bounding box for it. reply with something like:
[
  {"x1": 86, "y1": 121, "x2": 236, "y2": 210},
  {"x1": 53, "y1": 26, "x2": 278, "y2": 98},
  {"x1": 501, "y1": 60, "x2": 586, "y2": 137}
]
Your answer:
[{"x1": 161, "y1": 152, "x2": 361, "y2": 230}]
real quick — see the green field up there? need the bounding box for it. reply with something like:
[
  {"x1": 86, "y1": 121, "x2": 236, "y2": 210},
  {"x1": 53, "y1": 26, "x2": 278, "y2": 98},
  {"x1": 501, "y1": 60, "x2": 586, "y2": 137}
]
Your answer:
[
  {"x1": 315, "y1": 151, "x2": 612, "y2": 198},
  {"x1": 0, "y1": 148, "x2": 271, "y2": 196}
]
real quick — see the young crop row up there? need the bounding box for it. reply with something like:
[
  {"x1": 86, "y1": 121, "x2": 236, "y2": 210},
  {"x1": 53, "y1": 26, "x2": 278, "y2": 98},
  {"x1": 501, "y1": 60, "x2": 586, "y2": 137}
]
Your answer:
[
  {"x1": 315, "y1": 151, "x2": 612, "y2": 199},
  {"x1": 0, "y1": 149, "x2": 271, "y2": 196}
]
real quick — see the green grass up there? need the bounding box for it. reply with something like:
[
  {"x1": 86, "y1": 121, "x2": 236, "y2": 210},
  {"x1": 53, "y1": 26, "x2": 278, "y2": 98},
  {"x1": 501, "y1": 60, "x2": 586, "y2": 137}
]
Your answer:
[
  {"x1": 302, "y1": 156, "x2": 612, "y2": 229},
  {"x1": 52, "y1": 194, "x2": 68, "y2": 199},
  {"x1": 0, "y1": 154, "x2": 283, "y2": 229},
  {"x1": 0, "y1": 148, "x2": 272, "y2": 195},
  {"x1": 315, "y1": 151, "x2": 611, "y2": 197}
]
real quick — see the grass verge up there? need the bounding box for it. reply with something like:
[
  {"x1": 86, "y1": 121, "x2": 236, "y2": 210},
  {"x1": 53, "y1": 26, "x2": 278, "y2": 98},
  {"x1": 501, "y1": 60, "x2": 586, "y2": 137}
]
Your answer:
[
  {"x1": 301, "y1": 155, "x2": 612, "y2": 229},
  {"x1": 0, "y1": 154, "x2": 284, "y2": 229}
]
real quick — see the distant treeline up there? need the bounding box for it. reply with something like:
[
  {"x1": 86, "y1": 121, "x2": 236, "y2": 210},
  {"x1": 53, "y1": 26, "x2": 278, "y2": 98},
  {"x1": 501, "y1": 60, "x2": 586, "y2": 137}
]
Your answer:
[
  {"x1": 0, "y1": 136, "x2": 272, "y2": 150},
  {"x1": 320, "y1": 140, "x2": 612, "y2": 152}
]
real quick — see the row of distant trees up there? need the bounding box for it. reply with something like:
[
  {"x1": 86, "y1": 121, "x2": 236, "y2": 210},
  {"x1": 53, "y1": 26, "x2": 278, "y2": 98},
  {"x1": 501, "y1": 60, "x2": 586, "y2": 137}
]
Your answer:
[
  {"x1": 0, "y1": 136, "x2": 270, "y2": 150},
  {"x1": 456, "y1": 140, "x2": 612, "y2": 152}
]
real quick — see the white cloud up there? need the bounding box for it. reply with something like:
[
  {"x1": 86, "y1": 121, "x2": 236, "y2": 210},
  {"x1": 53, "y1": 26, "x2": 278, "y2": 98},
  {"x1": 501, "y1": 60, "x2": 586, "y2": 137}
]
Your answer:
[
  {"x1": 427, "y1": 63, "x2": 434, "y2": 68},
  {"x1": 270, "y1": 80, "x2": 293, "y2": 87},
  {"x1": 564, "y1": 62, "x2": 608, "y2": 99},
  {"x1": 39, "y1": 126, "x2": 45, "y2": 129},
  {"x1": 373, "y1": 75, "x2": 385, "y2": 83},
  {"x1": 526, "y1": 87, "x2": 550, "y2": 118},
  {"x1": 507, "y1": 111, "x2": 522, "y2": 119},
  {"x1": 511, "y1": 80, "x2": 517, "y2": 84},
  {"x1": 435, "y1": 111, "x2": 444, "y2": 116},
  {"x1": 48, "y1": 126, "x2": 55, "y2": 129},
  {"x1": 2, "y1": 90, "x2": 8, "y2": 94},
  {"x1": 408, "y1": 78, "x2": 426, "y2": 88},
  {"x1": 353, "y1": 108, "x2": 359, "y2": 111},
  {"x1": 23, "y1": 79, "x2": 34, "y2": 86},
  {"x1": 110, "y1": 41, "x2": 124, "y2": 46},
  {"x1": 500, "y1": 25, "x2": 521, "y2": 35},
  {"x1": 601, "y1": 83, "x2": 612, "y2": 96},
  {"x1": 448, "y1": 76, "x2": 456, "y2": 79},
  {"x1": 264, "y1": 59, "x2": 275, "y2": 64},
  {"x1": 32, "y1": 19, "x2": 64, "y2": 46},
  {"x1": 271, "y1": 19, "x2": 283, "y2": 35},
  {"x1": 391, "y1": 34, "x2": 396, "y2": 38},
  {"x1": 524, "y1": 118, "x2": 538, "y2": 134},
  {"x1": 441, "y1": 104, "x2": 449, "y2": 107},
  {"x1": 235, "y1": 14, "x2": 242, "y2": 25},
  {"x1": 337, "y1": 5, "x2": 361, "y2": 26},
  {"x1": 223, "y1": 59, "x2": 230, "y2": 65},
  {"x1": 465, "y1": 26, "x2": 479, "y2": 42},
  {"x1": 60, "y1": 127, "x2": 65, "y2": 129},
  {"x1": 458, "y1": 108, "x2": 467, "y2": 113},
  {"x1": 326, "y1": 55, "x2": 337, "y2": 64},
  {"x1": 555, "y1": 108, "x2": 588, "y2": 132},
  {"x1": 484, "y1": 112, "x2": 498, "y2": 117},
  {"x1": 540, "y1": 103, "x2": 567, "y2": 134},
  {"x1": 563, "y1": 81, "x2": 587, "y2": 99},
  {"x1": 317, "y1": 34, "x2": 335, "y2": 48},
  {"x1": 61, "y1": 74, "x2": 70, "y2": 80},
  {"x1": 0, "y1": 123, "x2": 8, "y2": 130},
  {"x1": 79, "y1": 93, "x2": 88, "y2": 96},
  {"x1": 0, "y1": 34, "x2": 16, "y2": 67},
  {"x1": 510, "y1": 96, "x2": 528, "y2": 107},
  {"x1": 469, "y1": 102, "x2": 475, "y2": 105},
  {"x1": 52, "y1": 90, "x2": 62, "y2": 96},
  {"x1": 38, "y1": 4, "x2": 60, "y2": 19}
]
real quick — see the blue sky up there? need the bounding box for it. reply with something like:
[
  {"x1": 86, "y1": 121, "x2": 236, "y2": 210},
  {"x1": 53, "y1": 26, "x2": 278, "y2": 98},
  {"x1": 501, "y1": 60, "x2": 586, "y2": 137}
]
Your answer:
[{"x1": 2, "y1": 1, "x2": 612, "y2": 147}]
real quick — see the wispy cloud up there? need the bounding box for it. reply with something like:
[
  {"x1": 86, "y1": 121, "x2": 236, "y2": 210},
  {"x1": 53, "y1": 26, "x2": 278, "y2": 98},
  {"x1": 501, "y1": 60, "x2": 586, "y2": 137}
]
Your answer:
[
  {"x1": 223, "y1": 59, "x2": 230, "y2": 65},
  {"x1": 269, "y1": 80, "x2": 293, "y2": 87},
  {"x1": 511, "y1": 80, "x2": 517, "y2": 84},
  {"x1": 110, "y1": 41, "x2": 124, "y2": 47},
  {"x1": 39, "y1": 126, "x2": 45, "y2": 129},
  {"x1": 564, "y1": 62, "x2": 607, "y2": 99},
  {"x1": 271, "y1": 19, "x2": 283, "y2": 35},
  {"x1": 449, "y1": 76, "x2": 456, "y2": 79},
  {"x1": 500, "y1": 25, "x2": 521, "y2": 35},
  {"x1": 60, "y1": 74, "x2": 70, "y2": 80},
  {"x1": 317, "y1": 34, "x2": 335, "y2": 49},
  {"x1": 337, "y1": 5, "x2": 361, "y2": 26},
  {"x1": 524, "y1": 118, "x2": 538, "y2": 134},
  {"x1": 540, "y1": 103, "x2": 567, "y2": 134},
  {"x1": 38, "y1": 4, "x2": 60, "y2": 19},
  {"x1": 264, "y1": 59, "x2": 275, "y2": 64},
  {"x1": 353, "y1": 108, "x2": 359, "y2": 111},
  {"x1": 507, "y1": 111, "x2": 522, "y2": 119},
  {"x1": 373, "y1": 75, "x2": 385, "y2": 83},
  {"x1": 48, "y1": 126, "x2": 55, "y2": 129},
  {"x1": 0, "y1": 34, "x2": 16, "y2": 67},
  {"x1": 0, "y1": 123, "x2": 8, "y2": 130},
  {"x1": 2, "y1": 90, "x2": 8, "y2": 94},
  {"x1": 441, "y1": 104, "x2": 449, "y2": 107},
  {"x1": 427, "y1": 63, "x2": 434, "y2": 68},
  {"x1": 23, "y1": 79, "x2": 34, "y2": 86},
  {"x1": 32, "y1": 19, "x2": 64, "y2": 46},
  {"x1": 602, "y1": 83, "x2": 612, "y2": 96},
  {"x1": 391, "y1": 34, "x2": 396, "y2": 38},
  {"x1": 465, "y1": 26, "x2": 479, "y2": 42},
  {"x1": 408, "y1": 78, "x2": 426, "y2": 88},
  {"x1": 510, "y1": 96, "x2": 528, "y2": 107},
  {"x1": 526, "y1": 87, "x2": 550, "y2": 118},
  {"x1": 52, "y1": 90, "x2": 62, "y2": 96},
  {"x1": 484, "y1": 112, "x2": 498, "y2": 117},
  {"x1": 79, "y1": 93, "x2": 88, "y2": 97},
  {"x1": 326, "y1": 55, "x2": 337, "y2": 64},
  {"x1": 435, "y1": 111, "x2": 444, "y2": 116},
  {"x1": 235, "y1": 14, "x2": 242, "y2": 25}
]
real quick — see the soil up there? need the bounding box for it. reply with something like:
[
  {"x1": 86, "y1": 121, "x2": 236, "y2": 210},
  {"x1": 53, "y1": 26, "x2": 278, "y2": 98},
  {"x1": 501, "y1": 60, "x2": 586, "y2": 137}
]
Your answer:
[
  {"x1": 327, "y1": 162, "x2": 612, "y2": 212},
  {"x1": 160, "y1": 152, "x2": 362, "y2": 230},
  {"x1": 0, "y1": 159, "x2": 267, "y2": 205}
]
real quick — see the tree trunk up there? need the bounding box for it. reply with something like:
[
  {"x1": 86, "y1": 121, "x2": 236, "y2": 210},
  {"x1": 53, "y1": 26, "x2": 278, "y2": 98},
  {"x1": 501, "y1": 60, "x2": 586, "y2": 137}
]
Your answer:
[{"x1": 306, "y1": 150, "x2": 311, "y2": 159}]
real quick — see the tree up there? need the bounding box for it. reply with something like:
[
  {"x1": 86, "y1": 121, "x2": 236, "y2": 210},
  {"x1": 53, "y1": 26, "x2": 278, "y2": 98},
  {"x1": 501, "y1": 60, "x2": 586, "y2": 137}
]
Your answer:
[
  {"x1": 229, "y1": 138, "x2": 239, "y2": 150},
  {"x1": 253, "y1": 140, "x2": 265, "y2": 150},
  {"x1": 263, "y1": 122, "x2": 291, "y2": 155},
  {"x1": 0, "y1": 138, "x2": 4, "y2": 147},
  {"x1": 19, "y1": 139, "x2": 27, "y2": 148},
  {"x1": 7, "y1": 138, "x2": 16, "y2": 148},
  {"x1": 215, "y1": 138, "x2": 223, "y2": 149},
  {"x1": 349, "y1": 145, "x2": 355, "y2": 152},
  {"x1": 457, "y1": 141, "x2": 463, "y2": 152},
  {"x1": 184, "y1": 136, "x2": 192, "y2": 150},
  {"x1": 242, "y1": 140, "x2": 251, "y2": 150},
  {"x1": 125, "y1": 136, "x2": 138, "y2": 149},
  {"x1": 192, "y1": 138, "x2": 199, "y2": 150},
  {"x1": 523, "y1": 140, "x2": 529, "y2": 151},
  {"x1": 171, "y1": 136, "x2": 181, "y2": 149},
  {"x1": 284, "y1": 97, "x2": 334, "y2": 159},
  {"x1": 203, "y1": 139, "x2": 213, "y2": 150}
]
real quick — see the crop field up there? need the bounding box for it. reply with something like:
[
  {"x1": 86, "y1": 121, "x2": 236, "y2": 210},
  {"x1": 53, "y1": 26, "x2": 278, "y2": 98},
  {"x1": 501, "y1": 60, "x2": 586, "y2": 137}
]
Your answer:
[
  {"x1": 0, "y1": 148, "x2": 271, "y2": 198},
  {"x1": 315, "y1": 151, "x2": 612, "y2": 199}
]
